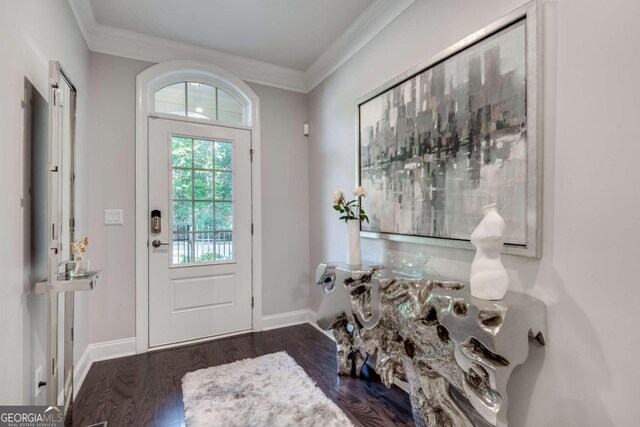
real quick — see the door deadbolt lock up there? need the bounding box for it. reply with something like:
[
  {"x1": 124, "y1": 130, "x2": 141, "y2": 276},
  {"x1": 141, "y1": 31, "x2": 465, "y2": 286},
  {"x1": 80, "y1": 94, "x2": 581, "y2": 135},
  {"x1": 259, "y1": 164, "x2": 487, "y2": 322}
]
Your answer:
[{"x1": 150, "y1": 209, "x2": 161, "y2": 234}]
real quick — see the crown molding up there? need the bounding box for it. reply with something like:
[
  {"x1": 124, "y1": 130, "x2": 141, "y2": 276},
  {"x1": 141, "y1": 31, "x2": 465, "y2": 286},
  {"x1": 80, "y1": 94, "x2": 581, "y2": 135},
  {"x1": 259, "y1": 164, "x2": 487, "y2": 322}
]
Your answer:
[
  {"x1": 67, "y1": 0, "x2": 97, "y2": 44},
  {"x1": 306, "y1": 0, "x2": 415, "y2": 91},
  {"x1": 89, "y1": 23, "x2": 308, "y2": 92},
  {"x1": 67, "y1": 0, "x2": 306, "y2": 92},
  {"x1": 67, "y1": 0, "x2": 415, "y2": 93}
]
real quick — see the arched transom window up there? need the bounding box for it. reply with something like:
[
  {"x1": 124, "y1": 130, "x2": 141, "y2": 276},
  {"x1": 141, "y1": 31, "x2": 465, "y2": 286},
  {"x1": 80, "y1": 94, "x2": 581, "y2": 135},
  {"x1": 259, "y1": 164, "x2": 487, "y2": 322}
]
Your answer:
[{"x1": 154, "y1": 81, "x2": 245, "y2": 124}]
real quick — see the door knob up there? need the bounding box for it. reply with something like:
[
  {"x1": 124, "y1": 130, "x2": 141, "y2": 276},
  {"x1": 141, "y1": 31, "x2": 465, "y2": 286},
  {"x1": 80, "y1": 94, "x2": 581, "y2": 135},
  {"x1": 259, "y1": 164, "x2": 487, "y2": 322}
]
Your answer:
[{"x1": 152, "y1": 239, "x2": 169, "y2": 248}]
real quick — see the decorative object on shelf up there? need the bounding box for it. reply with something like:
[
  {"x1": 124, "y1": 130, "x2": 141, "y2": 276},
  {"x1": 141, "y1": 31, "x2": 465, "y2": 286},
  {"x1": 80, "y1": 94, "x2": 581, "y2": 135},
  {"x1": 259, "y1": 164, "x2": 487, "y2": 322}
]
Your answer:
[
  {"x1": 315, "y1": 262, "x2": 546, "y2": 427},
  {"x1": 67, "y1": 237, "x2": 90, "y2": 277},
  {"x1": 385, "y1": 249, "x2": 433, "y2": 278},
  {"x1": 66, "y1": 259, "x2": 90, "y2": 278},
  {"x1": 332, "y1": 187, "x2": 369, "y2": 265},
  {"x1": 470, "y1": 204, "x2": 509, "y2": 300},
  {"x1": 357, "y1": 2, "x2": 541, "y2": 258}
]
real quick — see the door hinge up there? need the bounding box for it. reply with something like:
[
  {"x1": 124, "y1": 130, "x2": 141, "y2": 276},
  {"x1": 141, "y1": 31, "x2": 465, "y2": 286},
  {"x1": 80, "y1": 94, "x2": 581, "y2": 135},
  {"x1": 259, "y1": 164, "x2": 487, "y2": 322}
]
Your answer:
[
  {"x1": 251, "y1": 223, "x2": 254, "y2": 235},
  {"x1": 250, "y1": 148, "x2": 254, "y2": 162},
  {"x1": 251, "y1": 296, "x2": 254, "y2": 308},
  {"x1": 71, "y1": 327, "x2": 74, "y2": 341}
]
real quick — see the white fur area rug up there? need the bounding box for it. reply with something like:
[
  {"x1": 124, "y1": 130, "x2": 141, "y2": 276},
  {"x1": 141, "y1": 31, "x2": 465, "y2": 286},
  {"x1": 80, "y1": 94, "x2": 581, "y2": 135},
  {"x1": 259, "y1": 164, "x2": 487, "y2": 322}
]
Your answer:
[{"x1": 181, "y1": 352, "x2": 355, "y2": 427}]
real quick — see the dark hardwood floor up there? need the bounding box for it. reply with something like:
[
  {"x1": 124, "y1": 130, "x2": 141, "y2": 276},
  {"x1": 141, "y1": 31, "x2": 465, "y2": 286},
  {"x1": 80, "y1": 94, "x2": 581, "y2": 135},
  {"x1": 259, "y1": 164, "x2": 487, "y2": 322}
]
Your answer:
[{"x1": 73, "y1": 323, "x2": 414, "y2": 427}]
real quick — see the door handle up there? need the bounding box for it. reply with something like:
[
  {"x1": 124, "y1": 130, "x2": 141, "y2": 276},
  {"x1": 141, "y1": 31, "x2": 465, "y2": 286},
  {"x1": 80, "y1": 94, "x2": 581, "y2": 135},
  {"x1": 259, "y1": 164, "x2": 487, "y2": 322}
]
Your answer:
[{"x1": 151, "y1": 239, "x2": 169, "y2": 248}]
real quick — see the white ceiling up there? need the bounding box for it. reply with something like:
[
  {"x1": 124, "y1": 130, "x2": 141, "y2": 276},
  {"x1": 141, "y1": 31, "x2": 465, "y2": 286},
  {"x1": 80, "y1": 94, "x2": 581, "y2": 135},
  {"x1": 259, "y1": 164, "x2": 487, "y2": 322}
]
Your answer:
[
  {"x1": 89, "y1": 0, "x2": 373, "y2": 71},
  {"x1": 70, "y1": 0, "x2": 415, "y2": 92}
]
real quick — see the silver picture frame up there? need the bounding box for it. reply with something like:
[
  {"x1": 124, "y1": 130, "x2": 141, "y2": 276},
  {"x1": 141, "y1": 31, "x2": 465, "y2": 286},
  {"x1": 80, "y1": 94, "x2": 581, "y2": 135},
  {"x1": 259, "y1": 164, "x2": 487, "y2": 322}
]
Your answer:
[{"x1": 356, "y1": 1, "x2": 542, "y2": 258}]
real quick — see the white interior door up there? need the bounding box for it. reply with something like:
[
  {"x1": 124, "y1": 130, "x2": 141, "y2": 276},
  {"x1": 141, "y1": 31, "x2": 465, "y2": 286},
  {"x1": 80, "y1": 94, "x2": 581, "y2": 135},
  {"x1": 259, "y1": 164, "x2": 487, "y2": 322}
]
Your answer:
[{"x1": 148, "y1": 117, "x2": 252, "y2": 347}]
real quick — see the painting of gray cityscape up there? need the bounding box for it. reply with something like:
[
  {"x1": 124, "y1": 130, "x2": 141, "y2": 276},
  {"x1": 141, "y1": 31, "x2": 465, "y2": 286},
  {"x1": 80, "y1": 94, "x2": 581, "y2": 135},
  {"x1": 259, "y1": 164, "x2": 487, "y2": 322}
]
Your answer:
[{"x1": 359, "y1": 20, "x2": 528, "y2": 245}]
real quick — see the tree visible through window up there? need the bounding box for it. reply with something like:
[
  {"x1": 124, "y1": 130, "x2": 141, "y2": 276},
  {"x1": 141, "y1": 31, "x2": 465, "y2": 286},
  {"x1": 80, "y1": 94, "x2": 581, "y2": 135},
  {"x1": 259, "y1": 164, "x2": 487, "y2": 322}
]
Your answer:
[{"x1": 171, "y1": 136, "x2": 234, "y2": 264}]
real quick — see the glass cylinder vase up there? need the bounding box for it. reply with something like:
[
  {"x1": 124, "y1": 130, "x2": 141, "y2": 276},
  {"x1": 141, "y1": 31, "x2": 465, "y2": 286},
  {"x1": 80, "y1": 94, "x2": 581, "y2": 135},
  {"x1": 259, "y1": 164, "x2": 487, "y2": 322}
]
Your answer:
[{"x1": 66, "y1": 259, "x2": 90, "y2": 278}]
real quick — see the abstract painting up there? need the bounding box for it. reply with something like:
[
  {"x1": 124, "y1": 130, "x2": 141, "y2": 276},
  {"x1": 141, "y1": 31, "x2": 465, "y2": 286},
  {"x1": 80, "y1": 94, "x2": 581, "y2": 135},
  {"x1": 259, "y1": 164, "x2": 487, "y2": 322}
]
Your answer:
[{"x1": 358, "y1": 15, "x2": 540, "y2": 253}]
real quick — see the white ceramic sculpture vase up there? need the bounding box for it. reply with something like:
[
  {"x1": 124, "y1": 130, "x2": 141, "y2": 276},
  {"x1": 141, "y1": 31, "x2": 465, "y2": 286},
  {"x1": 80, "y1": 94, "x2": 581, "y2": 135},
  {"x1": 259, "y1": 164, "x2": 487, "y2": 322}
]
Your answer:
[
  {"x1": 470, "y1": 203, "x2": 508, "y2": 300},
  {"x1": 347, "y1": 219, "x2": 362, "y2": 266}
]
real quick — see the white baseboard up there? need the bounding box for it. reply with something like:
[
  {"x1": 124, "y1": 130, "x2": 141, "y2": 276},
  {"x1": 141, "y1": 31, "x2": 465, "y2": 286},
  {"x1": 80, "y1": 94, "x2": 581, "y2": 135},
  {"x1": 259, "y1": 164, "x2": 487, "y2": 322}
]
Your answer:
[
  {"x1": 72, "y1": 346, "x2": 92, "y2": 399},
  {"x1": 86, "y1": 337, "x2": 137, "y2": 363},
  {"x1": 73, "y1": 337, "x2": 136, "y2": 398},
  {"x1": 261, "y1": 309, "x2": 316, "y2": 330},
  {"x1": 262, "y1": 309, "x2": 333, "y2": 340}
]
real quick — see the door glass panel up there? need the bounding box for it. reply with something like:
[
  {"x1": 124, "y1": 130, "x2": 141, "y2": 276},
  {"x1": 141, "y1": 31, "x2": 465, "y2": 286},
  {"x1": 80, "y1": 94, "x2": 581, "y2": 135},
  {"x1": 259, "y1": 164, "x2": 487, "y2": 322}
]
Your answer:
[
  {"x1": 172, "y1": 137, "x2": 192, "y2": 167},
  {"x1": 170, "y1": 135, "x2": 234, "y2": 265},
  {"x1": 195, "y1": 231, "x2": 216, "y2": 262},
  {"x1": 214, "y1": 231, "x2": 233, "y2": 261},
  {"x1": 215, "y1": 202, "x2": 233, "y2": 231},
  {"x1": 194, "y1": 201, "x2": 213, "y2": 230},
  {"x1": 194, "y1": 171, "x2": 214, "y2": 200},
  {"x1": 172, "y1": 169, "x2": 192, "y2": 200},
  {"x1": 215, "y1": 171, "x2": 232, "y2": 200},
  {"x1": 215, "y1": 141, "x2": 232, "y2": 170},
  {"x1": 172, "y1": 232, "x2": 193, "y2": 264},
  {"x1": 172, "y1": 201, "x2": 192, "y2": 228},
  {"x1": 193, "y1": 139, "x2": 213, "y2": 169}
]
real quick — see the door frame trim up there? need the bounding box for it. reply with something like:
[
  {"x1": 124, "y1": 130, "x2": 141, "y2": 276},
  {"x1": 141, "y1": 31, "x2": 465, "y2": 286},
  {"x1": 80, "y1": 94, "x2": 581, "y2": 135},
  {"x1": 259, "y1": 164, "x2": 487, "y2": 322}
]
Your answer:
[{"x1": 135, "y1": 60, "x2": 263, "y2": 353}]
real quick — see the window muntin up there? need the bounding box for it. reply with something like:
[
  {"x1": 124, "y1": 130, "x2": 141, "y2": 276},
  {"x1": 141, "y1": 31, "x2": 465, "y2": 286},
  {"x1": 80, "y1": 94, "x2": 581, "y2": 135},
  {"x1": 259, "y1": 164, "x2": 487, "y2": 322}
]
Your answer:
[
  {"x1": 171, "y1": 136, "x2": 234, "y2": 265},
  {"x1": 154, "y1": 82, "x2": 244, "y2": 124}
]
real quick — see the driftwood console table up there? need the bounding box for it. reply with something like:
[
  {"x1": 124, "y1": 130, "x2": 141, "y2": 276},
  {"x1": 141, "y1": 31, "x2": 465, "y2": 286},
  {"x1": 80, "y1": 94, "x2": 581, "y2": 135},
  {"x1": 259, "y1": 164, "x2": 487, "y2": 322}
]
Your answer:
[{"x1": 315, "y1": 263, "x2": 546, "y2": 427}]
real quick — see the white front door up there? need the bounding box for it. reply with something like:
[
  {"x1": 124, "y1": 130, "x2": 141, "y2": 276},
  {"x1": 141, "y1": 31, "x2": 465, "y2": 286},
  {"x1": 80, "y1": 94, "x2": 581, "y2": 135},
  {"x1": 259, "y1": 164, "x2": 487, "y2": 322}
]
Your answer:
[{"x1": 148, "y1": 117, "x2": 252, "y2": 347}]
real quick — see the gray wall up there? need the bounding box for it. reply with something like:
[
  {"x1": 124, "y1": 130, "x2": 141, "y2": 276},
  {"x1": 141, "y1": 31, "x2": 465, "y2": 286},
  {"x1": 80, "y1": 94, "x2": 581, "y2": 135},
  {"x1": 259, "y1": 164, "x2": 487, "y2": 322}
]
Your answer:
[
  {"x1": 0, "y1": 0, "x2": 90, "y2": 404},
  {"x1": 85, "y1": 53, "x2": 153, "y2": 343},
  {"x1": 249, "y1": 83, "x2": 311, "y2": 316},
  {"x1": 85, "y1": 52, "x2": 310, "y2": 344},
  {"x1": 307, "y1": 0, "x2": 640, "y2": 425}
]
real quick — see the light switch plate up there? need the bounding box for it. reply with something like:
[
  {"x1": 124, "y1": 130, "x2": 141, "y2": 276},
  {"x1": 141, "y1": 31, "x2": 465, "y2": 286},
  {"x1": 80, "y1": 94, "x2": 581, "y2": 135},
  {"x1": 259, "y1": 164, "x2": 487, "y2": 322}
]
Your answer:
[{"x1": 104, "y1": 209, "x2": 123, "y2": 225}]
